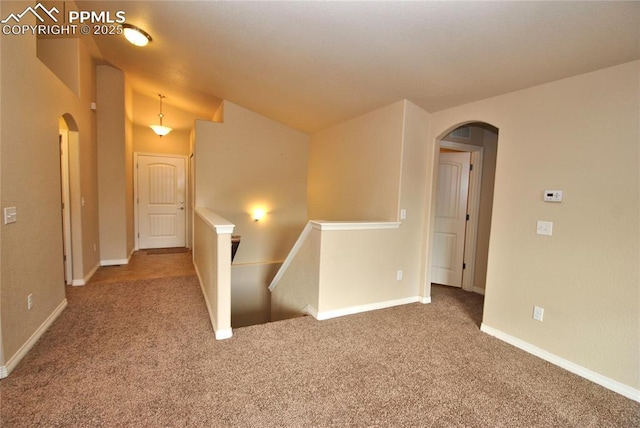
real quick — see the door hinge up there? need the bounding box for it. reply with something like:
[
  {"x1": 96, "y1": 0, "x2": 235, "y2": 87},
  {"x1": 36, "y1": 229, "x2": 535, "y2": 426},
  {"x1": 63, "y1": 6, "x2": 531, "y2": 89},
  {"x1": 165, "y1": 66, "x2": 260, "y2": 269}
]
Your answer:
[
  {"x1": 466, "y1": 214, "x2": 470, "y2": 221},
  {"x1": 137, "y1": 233, "x2": 139, "y2": 238},
  {"x1": 470, "y1": 164, "x2": 474, "y2": 171},
  {"x1": 463, "y1": 263, "x2": 466, "y2": 270},
  {"x1": 63, "y1": 255, "x2": 66, "y2": 262}
]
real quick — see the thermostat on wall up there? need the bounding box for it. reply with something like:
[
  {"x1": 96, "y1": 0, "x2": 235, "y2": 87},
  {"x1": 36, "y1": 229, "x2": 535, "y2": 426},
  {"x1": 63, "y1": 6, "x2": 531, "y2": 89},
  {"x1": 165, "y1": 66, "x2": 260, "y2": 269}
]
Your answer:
[{"x1": 543, "y1": 190, "x2": 563, "y2": 202}]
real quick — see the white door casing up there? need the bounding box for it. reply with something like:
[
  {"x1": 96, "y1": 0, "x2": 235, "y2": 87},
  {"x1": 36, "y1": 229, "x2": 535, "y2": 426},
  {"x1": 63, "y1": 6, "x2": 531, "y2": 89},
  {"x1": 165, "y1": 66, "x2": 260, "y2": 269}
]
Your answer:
[
  {"x1": 136, "y1": 154, "x2": 187, "y2": 249},
  {"x1": 431, "y1": 151, "x2": 471, "y2": 287},
  {"x1": 59, "y1": 130, "x2": 73, "y2": 285}
]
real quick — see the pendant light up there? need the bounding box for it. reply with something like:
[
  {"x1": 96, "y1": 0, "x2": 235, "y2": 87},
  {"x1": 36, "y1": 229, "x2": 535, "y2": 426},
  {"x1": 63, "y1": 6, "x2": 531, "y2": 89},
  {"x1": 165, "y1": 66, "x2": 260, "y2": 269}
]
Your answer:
[{"x1": 150, "y1": 94, "x2": 172, "y2": 137}]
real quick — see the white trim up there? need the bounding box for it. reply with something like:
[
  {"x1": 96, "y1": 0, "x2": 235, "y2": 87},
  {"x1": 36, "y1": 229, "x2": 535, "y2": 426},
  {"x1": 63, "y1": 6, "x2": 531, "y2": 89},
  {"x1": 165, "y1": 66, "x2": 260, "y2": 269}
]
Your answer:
[
  {"x1": 194, "y1": 207, "x2": 235, "y2": 235},
  {"x1": 472, "y1": 287, "x2": 486, "y2": 295},
  {"x1": 215, "y1": 329, "x2": 233, "y2": 340},
  {"x1": 480, "y1": 324, "x2": 640, "y2": 403},
  {"x1": 316, "y1": 296, "x2": 421, "y2": 320},
  {"x1": 0, "y1": 299, "x2": 67, "y2": 379},
  {"x1": 419, "y1": 296, "x2": 432, "y2": 304},
  {"x1": 71, "y1": 261, "x2": 100, "y2": 286},
  {"x1": 268, "y1": 222, "x2": 314, "y2": 291},
  {"x1": 311, "y1": 220, "x2": 401, "y2": 231},
  {"x1": 100, "y1": 259, "x2": 128, "y2": 266},
  {"x1": 232, "y1": 260, "x2": 284, "y2": 268},
  {"x1": 100, "y1": 248, "x2": 134, "y2": 267},
  {"x1": 301, "y1": 304, "x2": 319, "y2": 318},
  {"x1": 194, "y1": 263, "x2": 233, "y2": 341}
]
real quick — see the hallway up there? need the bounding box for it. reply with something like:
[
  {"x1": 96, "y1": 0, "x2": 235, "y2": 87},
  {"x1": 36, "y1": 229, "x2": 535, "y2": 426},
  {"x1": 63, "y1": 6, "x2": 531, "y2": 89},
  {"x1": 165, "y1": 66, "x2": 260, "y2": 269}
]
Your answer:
[{"x1": 87, "y1": 249, "x2": 195, "y2": 284}]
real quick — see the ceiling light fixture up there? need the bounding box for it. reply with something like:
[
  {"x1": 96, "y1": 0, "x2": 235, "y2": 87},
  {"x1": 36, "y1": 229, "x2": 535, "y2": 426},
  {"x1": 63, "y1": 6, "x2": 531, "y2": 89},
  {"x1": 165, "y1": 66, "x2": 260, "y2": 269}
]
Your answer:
[
  {"x1": 150, "y1": 94, "x2": 172, "y2": 137},
  {"x1": 122, "y1": 23, "x2": 152, "y2": 47}
]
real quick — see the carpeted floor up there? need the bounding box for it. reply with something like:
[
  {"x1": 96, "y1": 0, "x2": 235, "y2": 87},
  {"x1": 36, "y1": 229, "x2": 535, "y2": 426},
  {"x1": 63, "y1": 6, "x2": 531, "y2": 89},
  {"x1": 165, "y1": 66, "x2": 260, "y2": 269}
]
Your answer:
[{"x1": 1, "y1": 265, "x2": 638, "y2": 427}]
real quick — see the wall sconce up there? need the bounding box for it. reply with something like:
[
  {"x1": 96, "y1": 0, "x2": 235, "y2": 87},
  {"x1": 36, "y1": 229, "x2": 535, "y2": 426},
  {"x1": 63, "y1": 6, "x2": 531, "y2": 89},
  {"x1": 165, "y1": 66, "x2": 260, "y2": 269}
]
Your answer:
[
  {"x1": 149, "y1": 94, "x2": 172, "y2": 137},
  {"x1": 252, "y1": 208, "x2": 266, "y2": 222}
]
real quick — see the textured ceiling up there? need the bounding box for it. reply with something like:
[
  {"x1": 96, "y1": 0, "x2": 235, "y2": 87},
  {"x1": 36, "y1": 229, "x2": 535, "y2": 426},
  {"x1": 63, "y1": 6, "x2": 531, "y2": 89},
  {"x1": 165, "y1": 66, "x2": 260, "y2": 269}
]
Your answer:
[{"x1": 79, "y1": 1, "x2": 640, "y2": 134}]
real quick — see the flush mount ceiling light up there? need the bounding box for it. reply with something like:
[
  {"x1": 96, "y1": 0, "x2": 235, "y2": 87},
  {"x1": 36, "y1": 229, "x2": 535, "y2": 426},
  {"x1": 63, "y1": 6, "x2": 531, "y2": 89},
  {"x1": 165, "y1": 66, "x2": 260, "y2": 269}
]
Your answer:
[
  {"x1": 150, "y1": 94, "x2": 172, "y2": 137},
  {"x1": 122, "y1": 23, "x2": 152, "y2": 47}
]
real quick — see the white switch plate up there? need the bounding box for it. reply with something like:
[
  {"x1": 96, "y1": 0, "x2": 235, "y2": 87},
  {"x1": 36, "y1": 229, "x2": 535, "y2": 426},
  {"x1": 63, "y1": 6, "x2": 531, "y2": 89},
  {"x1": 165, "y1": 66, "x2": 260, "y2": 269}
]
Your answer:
[
  {"x1": 4, "y1": 207, "x2": 17, "y2": 224},
  {"x1": 533, "y1": 305, "x2": 544, "y2": 321},
  {"x1": 536, "y1": 220, "x2": 553, "y2": 236},
  {"x1": 400, "y1": 209, "x2": 407, "y2": 220},
  {"x1": 396, "y1": 270, "x2": 403, "y2": 280}
]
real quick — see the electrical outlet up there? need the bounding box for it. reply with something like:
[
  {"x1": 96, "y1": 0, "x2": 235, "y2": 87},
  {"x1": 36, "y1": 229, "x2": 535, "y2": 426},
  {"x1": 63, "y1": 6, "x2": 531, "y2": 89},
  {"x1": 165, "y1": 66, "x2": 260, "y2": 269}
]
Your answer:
[
  {"x1": 533, "y1": 305, "x2": 544, "y2": 321},
  {"x1": 27, "y1": 294, "x2": 33, "y2": 310},
  {"x1": 396, "y1": 270, "x2": 403, "y2": 281}
]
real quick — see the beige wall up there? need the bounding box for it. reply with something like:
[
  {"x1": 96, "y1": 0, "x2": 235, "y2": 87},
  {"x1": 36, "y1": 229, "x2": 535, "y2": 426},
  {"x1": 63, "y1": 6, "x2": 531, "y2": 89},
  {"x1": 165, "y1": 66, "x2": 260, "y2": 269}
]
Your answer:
[
  {"x1": 36, "y1": 38, "x2": 80, "y2": 97},
  {"x1": 318, "y1": 226, "x2": 405, "y2": 313},
  {"x1": 133, "y1": 125, "x2": 191, "y2": 156},
  {"x1": 308, "y1": 101, "x2": 405, "y2": 221},
  {"x1": 429, "y1": 61, "x2": 640, "y2": 390},
  {"x1": 0, "y1": 1, "x2": 100, "y2": 366},
  {"x1": 271, "y1": 225, "x2": 321, "y2": 321},
  {"x1": 132, "y1": 92, "x2": 191, "y2": 156},
  {"x1": 194, "y1": 101, "x2": 309, "y2": 326},
  {"x1": 306, "y1": 100, "x2": 429, "y2": 299},
  {"x1": 97, "y1": 65, "x2": 134, "y2": 263}
]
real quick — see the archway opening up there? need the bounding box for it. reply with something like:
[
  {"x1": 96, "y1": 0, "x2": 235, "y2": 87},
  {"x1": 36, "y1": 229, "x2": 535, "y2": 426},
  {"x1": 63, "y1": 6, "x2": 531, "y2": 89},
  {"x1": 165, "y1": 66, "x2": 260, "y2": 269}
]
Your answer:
[{"x1": 430, "y1": 122, "x2": 499, "y2": 323}]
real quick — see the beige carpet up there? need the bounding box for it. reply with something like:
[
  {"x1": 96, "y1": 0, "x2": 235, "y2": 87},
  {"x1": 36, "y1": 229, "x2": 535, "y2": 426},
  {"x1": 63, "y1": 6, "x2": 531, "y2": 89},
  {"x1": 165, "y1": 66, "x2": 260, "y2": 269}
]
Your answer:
[{"x1": 1, "y1": 275, "x2": 638, "y2": 427}]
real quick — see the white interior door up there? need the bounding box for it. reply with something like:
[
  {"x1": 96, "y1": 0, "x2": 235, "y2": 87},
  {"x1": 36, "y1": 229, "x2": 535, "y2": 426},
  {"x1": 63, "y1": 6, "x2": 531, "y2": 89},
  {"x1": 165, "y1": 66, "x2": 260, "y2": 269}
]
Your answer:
[
  {"x1": 431, "y1": 151, "x2": 470, "y2": 287},
  {"x1": 137, "y1": 155, "x2": 186, "y2": 249}
]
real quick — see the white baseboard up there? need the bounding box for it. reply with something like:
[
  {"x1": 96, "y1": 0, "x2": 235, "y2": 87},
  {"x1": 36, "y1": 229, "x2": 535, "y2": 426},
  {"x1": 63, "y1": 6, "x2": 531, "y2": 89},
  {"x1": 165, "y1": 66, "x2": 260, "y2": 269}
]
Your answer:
[
  {"x1": 71, "y1": 261, "x2": 100, "y2": 286},
  {"x1": 420, "y1": 296, "x2": 432, "y2": 304},
  {"x1": 215, "y1": 329, "x2": 233, "y2": 340},
  {"x1": 100, "y1": 249, "x2": 134, "y2": 267},
  {"x1": 316, "y1": 296, "x2": 421, "y2": 321},
  {"x1": 301, "y1": 304, "x2": 319, "y2": 318},
  {"x1": 480, "y1": 323, "x2": 640, "y2": 403},
  {"x1": 0, "y1": 299, "x2": 68, "y2": 379},
  {"x1": 100, "y1": 258, "x2": 128, "y2": 266},
  {"x1": 193, "y1": 263, "x2": 233, "y2": 341}
]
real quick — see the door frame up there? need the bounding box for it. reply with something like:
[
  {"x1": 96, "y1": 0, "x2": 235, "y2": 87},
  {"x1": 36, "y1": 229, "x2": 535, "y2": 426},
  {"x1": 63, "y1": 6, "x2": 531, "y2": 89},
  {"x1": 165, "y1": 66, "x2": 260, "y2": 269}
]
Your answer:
[
  {"x1": 133, "y1": 152, "x2": 189, "y2": 251},
  {"x1": 59, "y1": 129, "x2": 73, "y2": 285},
  {"x1": 436, "y1": 140, "x2": 484, "y2": 292}
]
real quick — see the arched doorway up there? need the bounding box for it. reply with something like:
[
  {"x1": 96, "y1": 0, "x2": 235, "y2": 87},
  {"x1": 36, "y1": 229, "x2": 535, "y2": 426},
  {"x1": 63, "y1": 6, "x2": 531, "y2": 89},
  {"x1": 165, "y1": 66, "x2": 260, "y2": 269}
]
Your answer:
[{"x1": 431, "y1": 122, "x2": 499, "y2": 296}]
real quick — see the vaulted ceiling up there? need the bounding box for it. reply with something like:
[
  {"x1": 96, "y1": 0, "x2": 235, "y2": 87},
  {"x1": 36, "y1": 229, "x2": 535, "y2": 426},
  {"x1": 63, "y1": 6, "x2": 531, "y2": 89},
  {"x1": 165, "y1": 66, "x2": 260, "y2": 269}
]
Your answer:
[{"x1": 79, "y1": 1, "x2": 640, "y2": 134}]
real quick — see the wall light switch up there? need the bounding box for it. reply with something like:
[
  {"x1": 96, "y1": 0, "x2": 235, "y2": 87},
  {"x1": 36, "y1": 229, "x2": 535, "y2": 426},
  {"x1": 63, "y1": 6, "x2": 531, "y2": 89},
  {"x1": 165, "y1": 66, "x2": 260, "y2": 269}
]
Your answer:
[
  {"x1": 4, "y1": 207, "x2": 17, "y2": 224},
  {"x1": 400, "y1": 209, "x2": 407, "y2": 220},
  {"x1": 533, "y1": 305, "x2": 544, "y2": 321},
  {"x1": 536, "y1": 220, "x2": 553, "y2": 236}
]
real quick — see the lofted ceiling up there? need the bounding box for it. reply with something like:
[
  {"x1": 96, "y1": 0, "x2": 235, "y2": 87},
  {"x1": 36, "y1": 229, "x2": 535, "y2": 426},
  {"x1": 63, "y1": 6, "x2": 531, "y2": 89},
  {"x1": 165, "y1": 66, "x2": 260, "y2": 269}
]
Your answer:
[{"x1": 78, "y1": 1, "x2": 640, "y2": 134}]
